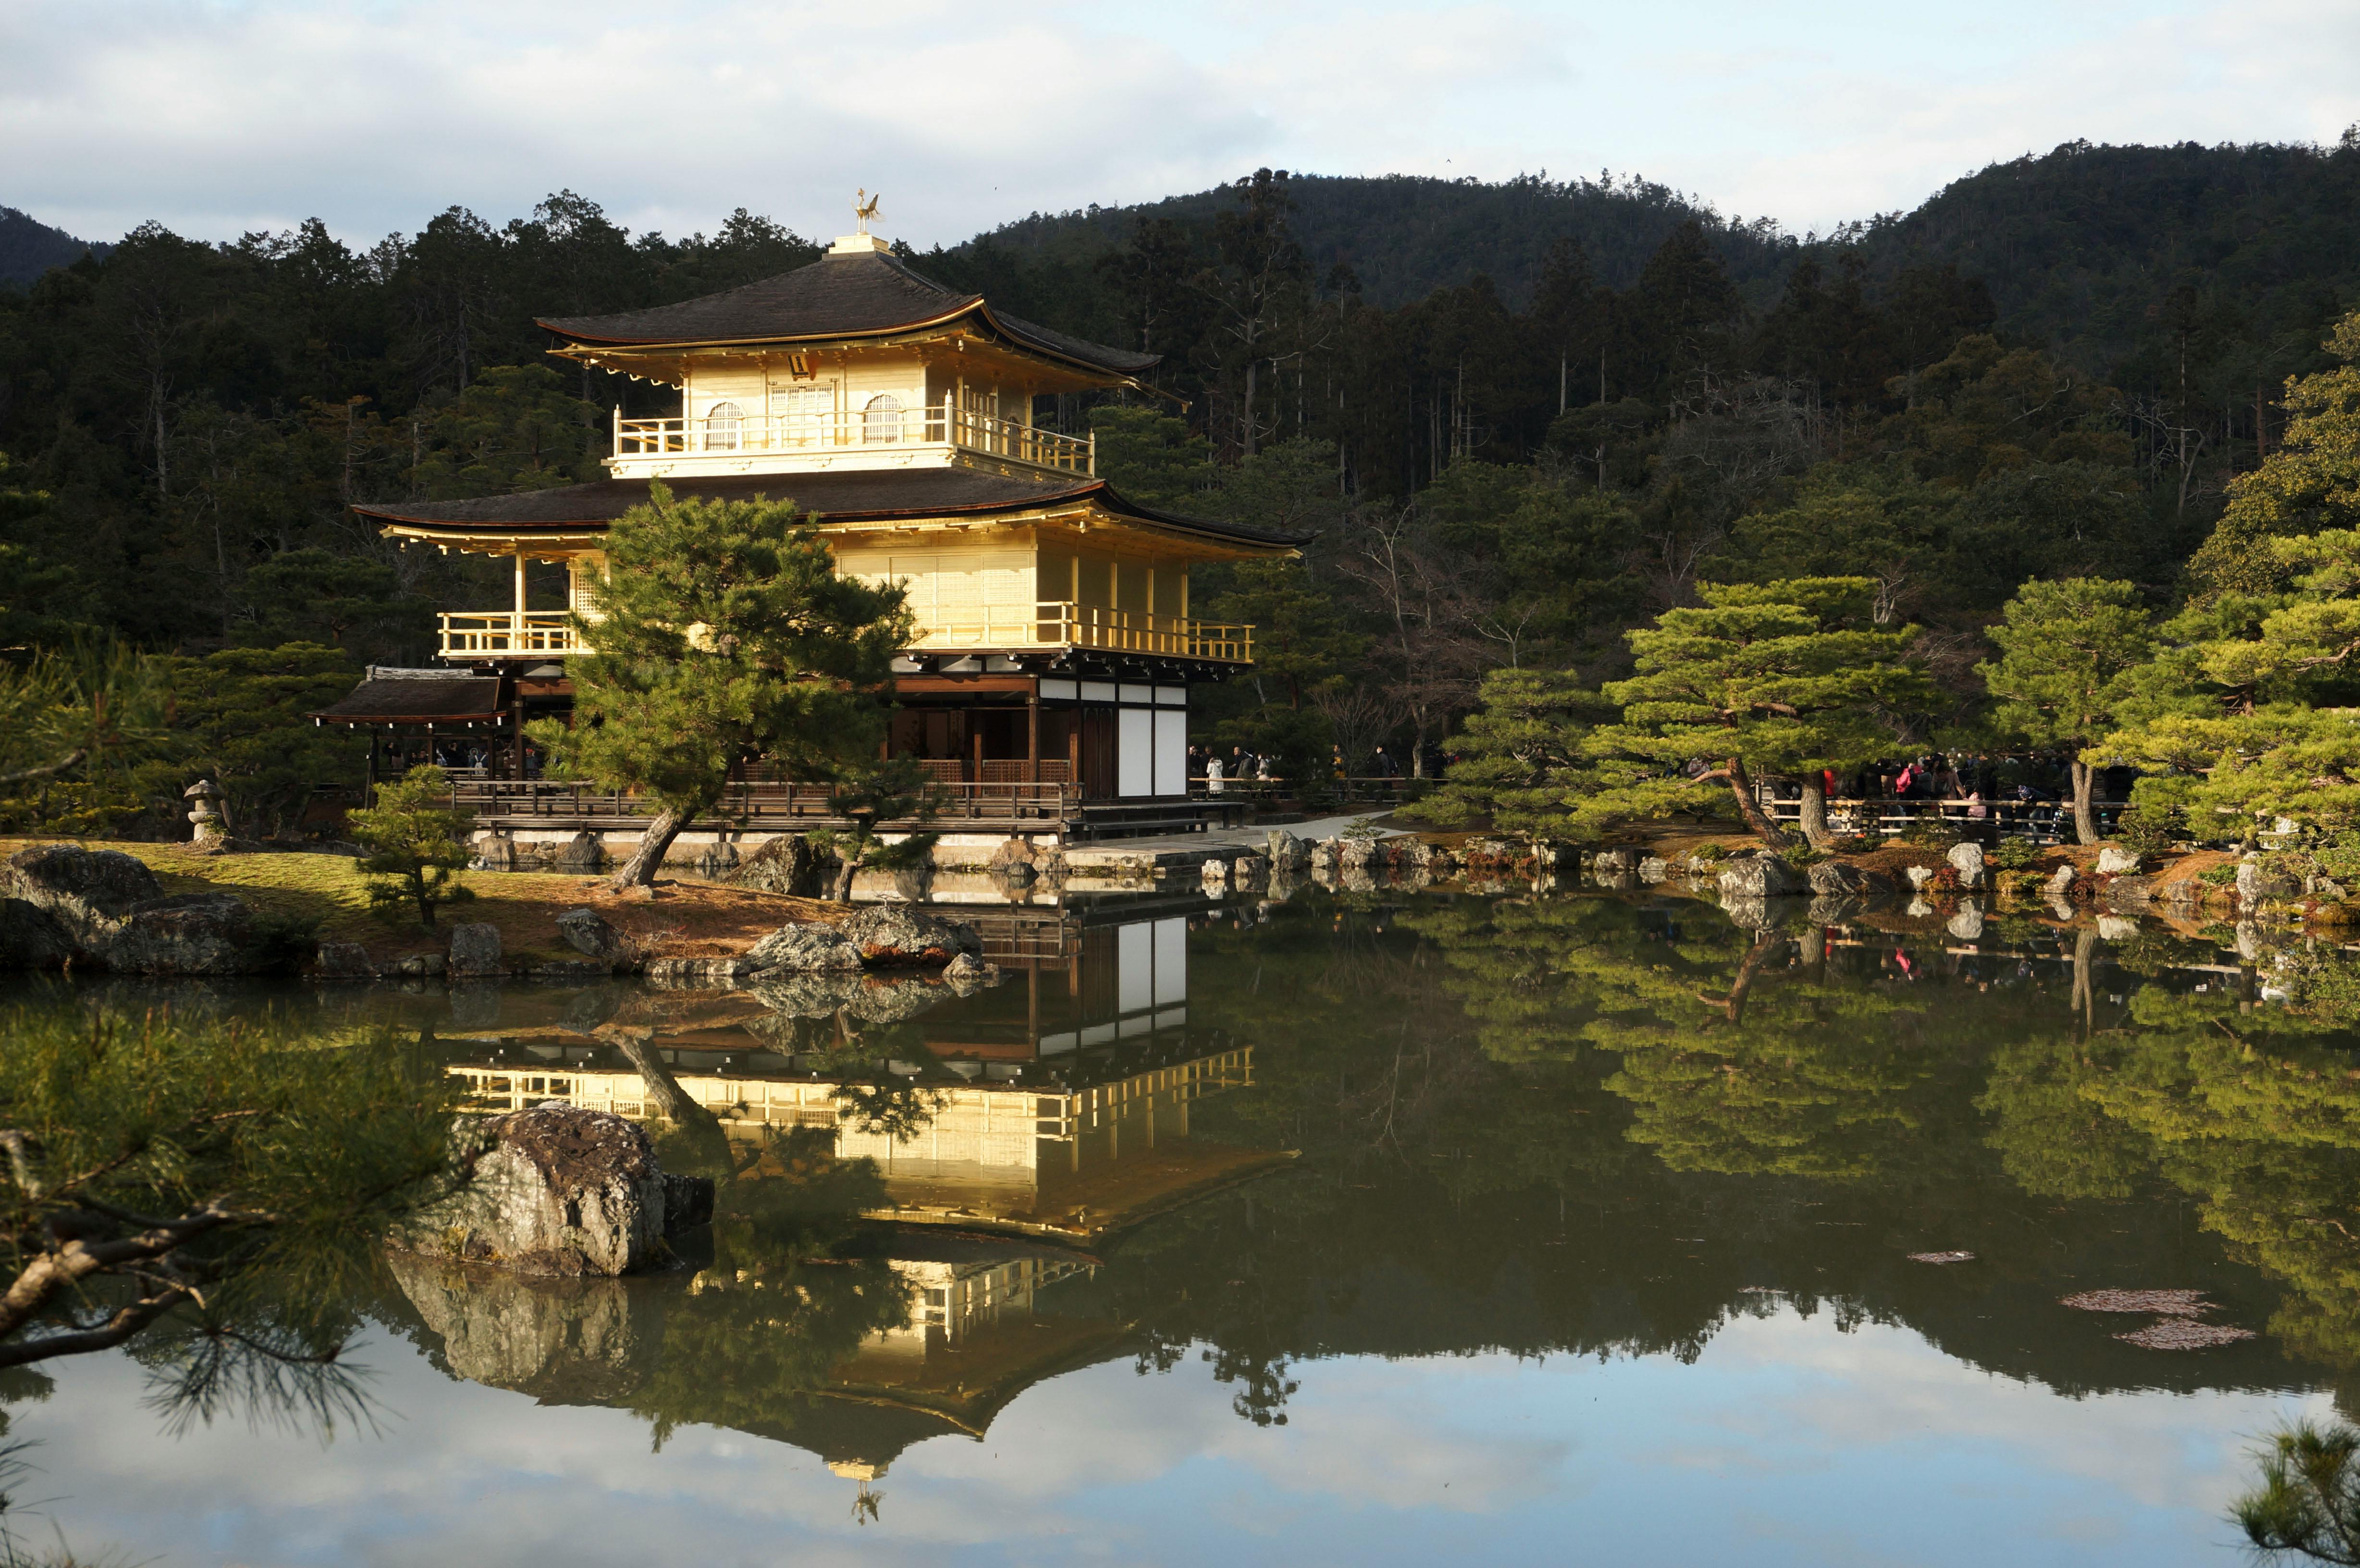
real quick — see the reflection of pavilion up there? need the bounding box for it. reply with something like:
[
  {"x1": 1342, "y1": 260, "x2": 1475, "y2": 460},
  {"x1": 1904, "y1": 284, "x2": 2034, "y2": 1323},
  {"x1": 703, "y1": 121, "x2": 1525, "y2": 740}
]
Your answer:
[{"x1": 439, "y1": 909, "x2": 1288, "y2": 1239}]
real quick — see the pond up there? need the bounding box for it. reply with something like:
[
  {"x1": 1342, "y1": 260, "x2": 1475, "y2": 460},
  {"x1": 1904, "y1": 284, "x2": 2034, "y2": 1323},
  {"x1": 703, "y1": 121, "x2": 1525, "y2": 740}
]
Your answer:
[{"x1": 1, "y1": 883, "x2": 2353, "y2": 1566}]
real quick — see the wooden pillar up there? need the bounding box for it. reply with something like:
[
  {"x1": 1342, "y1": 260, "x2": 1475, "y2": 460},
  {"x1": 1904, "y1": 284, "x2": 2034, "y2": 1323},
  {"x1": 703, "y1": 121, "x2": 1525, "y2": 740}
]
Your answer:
[
  {"x1": 513, "y1": 547, "x2": 528, "y2": 620},
  {"x1": 1027, "y1": 688, "x2": 1040, "y2": 784},
  {"x1": 510, "y1": 686, "x2": 526, "y2": 778}
]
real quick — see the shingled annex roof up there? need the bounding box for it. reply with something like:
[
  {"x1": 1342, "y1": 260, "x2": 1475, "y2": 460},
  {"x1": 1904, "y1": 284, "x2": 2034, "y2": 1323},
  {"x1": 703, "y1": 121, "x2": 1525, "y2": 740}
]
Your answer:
[
  {"x1": 352, "y1": 470, "x2": 1312, "y2": 549},
  {"x1": 310, "y1": 669, "x2": 506, "y2": 724},
  {"x1": 538, "y1": 248, "x2": 1158, "y2": 377}
]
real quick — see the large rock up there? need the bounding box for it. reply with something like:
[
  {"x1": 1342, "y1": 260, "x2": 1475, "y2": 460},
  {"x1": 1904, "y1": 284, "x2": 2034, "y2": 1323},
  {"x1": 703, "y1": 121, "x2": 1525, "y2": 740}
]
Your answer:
[
  {"x1": 1807, "y1": 860, "x2": 1895, "y2": 897},
  {"x1": 1265, "y1": 829, "x2": 1309, "y2": 871},
  {"x1": 2095, "y1": 845, "x2": 2143, "y2": 876},
  {"x1": 555, "y1": 907, "x2": 627, "y2": 963},
  {"x1": 447, "y1": 921, "x2": 503, "y2": 978},
  {"x1": 0, "y1": 899, "x2": 70, "y2": 970},
  {"x1": 0, "y1": 845, "x2": 163, "y2": 950},
  {"x1": 744, "y1": 921, "x2": 864, "y2": 972},
  {"x1": 553, "y1": 832, "x2": 606, "y2": 874},
  {"x1": 943, "y1": 951, "x2": 1004, "y2": 992},
  {"x1": 393, "y1": 1105, "x2": 711, "y2": 1277},
  {"x1": 101, "y1": 894, "x2": 265, "y2": 976},
  {"x1": 1946, "y1": 842, "x2": 1985, "y2": 889},
  {"x1": 1590, "y1": 846, "x2": 1641, "y2": 875},
  {"x1": 839, "y1": 904, "x2": 980, "y2": 965},
  {"x1": 1718, "y1": 854, "x2": 1805, "y2": 899},
  {"x1": 729, "y1": 834, "x2": 826, "y2": 897}
]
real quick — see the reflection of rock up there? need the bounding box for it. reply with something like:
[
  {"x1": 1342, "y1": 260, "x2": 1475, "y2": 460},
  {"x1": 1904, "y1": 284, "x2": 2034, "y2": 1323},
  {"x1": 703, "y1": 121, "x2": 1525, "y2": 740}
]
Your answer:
[
  {"x1": 1638, "y1": 856, "x2": 1670, "y2": 884},
  {"x1": 385, "y1": 1250, "x2": 651, "y2": 1402},
  {"x1": 1945, "y1": 903, "x2": 1984, "y2": 941},
  {"x1": 841, "y1": 905, "x2": 980, "y2": 966},
  {"x1": 2097, "y1": 915, "x2": 2140, "y2": 940},
  {"x1": 393, "y1": 1105, "x2": 712, "y2": 1276},
  {"x1": 1806, "y1": 894, "x2": 1862, "y2": 926},
  {"x1": 447, "y1": 982, "x2": 503, "y2": 1029},
  {"x1": 749, "y1": 970, "x2": 869, "y2": 1018},
  {"x1": 846, "y1": 976, "x2": 951, "y2": 1024}
]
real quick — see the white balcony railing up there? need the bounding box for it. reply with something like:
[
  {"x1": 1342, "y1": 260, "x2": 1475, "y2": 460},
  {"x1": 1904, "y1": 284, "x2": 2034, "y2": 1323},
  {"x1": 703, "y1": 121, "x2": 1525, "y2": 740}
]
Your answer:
[
  {"x1": 438, "y1": 602, "x2": 1252, "y2": 664},
  {"x1": 439, "y1": 612, "x2": 584, "y2": 658},
  {"x1": 612, "y1": 405, "x2": 1095, "y2": 475},
  {"x1": 912, "y1": 601, "x2": 1253, "y2": 664}
]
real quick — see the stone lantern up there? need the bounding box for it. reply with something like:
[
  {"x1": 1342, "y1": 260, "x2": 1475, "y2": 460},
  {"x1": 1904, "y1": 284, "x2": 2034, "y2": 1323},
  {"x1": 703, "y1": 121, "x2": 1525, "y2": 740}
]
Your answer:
[{"x1": 184, "y1": 778, "x2": 227, "y2": 845}]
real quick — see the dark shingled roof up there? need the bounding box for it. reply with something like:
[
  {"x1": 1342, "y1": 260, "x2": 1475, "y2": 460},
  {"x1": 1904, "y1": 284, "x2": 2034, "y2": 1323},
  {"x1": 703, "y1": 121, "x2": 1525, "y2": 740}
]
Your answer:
[
  {"x1": 538, "y1": 249, "x2": 1157, "y2": 377},
  {"x1": 354, "y1": 470, "x2": 1310, "y2": 548},
  {"x1": 311, "y1": 670, "x2": 506, "y2": 724}
]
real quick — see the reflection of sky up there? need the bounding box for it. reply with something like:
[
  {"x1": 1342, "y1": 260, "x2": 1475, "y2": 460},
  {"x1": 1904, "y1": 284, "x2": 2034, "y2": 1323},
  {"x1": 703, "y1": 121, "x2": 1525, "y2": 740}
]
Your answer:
[{"x1": 19, "y1": 1307, "x2": 2322, "y2": 1567}]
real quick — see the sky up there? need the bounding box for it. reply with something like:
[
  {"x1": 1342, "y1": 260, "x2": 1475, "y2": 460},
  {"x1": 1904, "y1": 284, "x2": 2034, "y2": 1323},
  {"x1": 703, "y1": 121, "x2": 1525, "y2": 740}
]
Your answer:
[{"x1": 4, "y1": 0, "x2": 2358, "y2": 252}]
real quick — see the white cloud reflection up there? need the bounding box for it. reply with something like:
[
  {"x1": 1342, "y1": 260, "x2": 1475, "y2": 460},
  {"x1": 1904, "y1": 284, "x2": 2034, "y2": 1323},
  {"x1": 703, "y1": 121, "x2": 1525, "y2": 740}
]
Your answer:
[{"x1": 10, "y1": 1305, "x2": 2327, "y2": 1567}]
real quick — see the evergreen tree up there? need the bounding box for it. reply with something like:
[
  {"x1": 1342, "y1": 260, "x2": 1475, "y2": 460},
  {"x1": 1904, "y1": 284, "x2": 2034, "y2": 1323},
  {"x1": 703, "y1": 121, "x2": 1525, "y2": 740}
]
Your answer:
[
  {"x1": 1404, "y1": 667, "x2": 1622, "y2": 839},
  {"x1": 530, "y1": 484, "x2": 912, "y2": 888},
  {"x1": 1975, "y1": 578, "x2": 2155, "y2": 843},
  {"x1": 1586, "y1": 577, "x2": 1928, "y2": 847},
  {"x1": 348, "y1": 764, "x2": 476, "y2": 929},
  {"x1": 0, "y1": 1002, "x2": 459, "y2": 1373},
  {"x1": 2102, "y1": 529, "x2": 2360, "y2": 839},
  {"x1": 2188, "y1": 308, "x2": 2360, "y2": 598}
]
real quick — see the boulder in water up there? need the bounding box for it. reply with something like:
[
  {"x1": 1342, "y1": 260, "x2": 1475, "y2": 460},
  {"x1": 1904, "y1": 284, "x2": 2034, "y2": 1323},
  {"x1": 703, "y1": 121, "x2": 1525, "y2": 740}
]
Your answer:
[
  {"x1": 745, "y1": 921, "x2": 863, "y2": 972},
  {"x1": 840, "y1": 904, "x2": 979, "y2": 965},
  {"x1": 393, "y1": 1104, "x2": 711, "y2": 1277},
  {"x1": 1718, "y1": 855, "x2": 1804, "y2": 899}
]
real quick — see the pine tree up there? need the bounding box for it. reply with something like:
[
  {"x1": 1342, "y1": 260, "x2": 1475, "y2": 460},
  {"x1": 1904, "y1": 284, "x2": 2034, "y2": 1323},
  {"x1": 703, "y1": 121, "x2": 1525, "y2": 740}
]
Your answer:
[
  {"x1": 1405, "y1": 667, "x2": 1623, "y2": 839},
  {"x1": 2101, "y1": 528, "x2": 2360, "y2": 839},
  {"x1": 1975, "y1": 578, "x2": 2155, "y2": 844},
  {"x1": 1586, "y1": 577, "x2": 1928, "y2": 847},
  {"x1": 347, "y1": 763, "x2": 476, "y2": 928},
  {"x1": 530, "y1": 484, "x2": 914, "y2": 889}
]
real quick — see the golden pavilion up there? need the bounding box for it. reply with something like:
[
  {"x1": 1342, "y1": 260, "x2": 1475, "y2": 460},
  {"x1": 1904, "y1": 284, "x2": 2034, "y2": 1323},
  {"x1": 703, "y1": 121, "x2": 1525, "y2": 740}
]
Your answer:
[{"x1": 314, "y1": 210, "x2": 1303, "y2": 851}]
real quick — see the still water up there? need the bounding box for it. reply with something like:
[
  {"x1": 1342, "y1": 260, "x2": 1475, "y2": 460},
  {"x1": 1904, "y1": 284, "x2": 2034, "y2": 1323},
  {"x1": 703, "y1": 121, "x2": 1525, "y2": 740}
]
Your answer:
[{"x1": 4, "y1": 883, "x2": 2353, "y2": 1566}]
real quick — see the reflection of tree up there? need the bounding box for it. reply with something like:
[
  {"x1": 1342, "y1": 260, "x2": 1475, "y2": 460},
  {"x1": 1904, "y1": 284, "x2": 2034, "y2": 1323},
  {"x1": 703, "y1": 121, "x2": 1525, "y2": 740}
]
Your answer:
[
  {"x1": 622, "y1": 1130, "x2": 910, "y2": 1448},
  {"x1": 1410, "y1": 896, "x2": 1935, "y2": 1180}
]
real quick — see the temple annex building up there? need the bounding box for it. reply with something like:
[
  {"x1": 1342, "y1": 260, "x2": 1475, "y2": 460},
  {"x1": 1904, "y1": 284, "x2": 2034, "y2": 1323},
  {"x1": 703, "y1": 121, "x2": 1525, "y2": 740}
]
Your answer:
[{"x1": 313, "y1": 215, "x2": 1306, "y2": 863}]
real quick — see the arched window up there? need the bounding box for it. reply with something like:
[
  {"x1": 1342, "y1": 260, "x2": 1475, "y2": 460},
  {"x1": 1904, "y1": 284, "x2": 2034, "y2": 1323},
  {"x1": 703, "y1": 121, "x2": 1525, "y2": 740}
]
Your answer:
[
  {"x1": 863, "y1": 393, "x2": 903, "y2": 444},
  {"x1": 704, "y1": 400, "x2": 744, "y2": 451}
]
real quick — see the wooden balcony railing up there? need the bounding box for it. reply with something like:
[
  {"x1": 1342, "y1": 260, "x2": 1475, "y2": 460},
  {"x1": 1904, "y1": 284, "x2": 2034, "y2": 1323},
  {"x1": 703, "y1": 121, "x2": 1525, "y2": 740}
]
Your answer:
[
  {"x1": 441, "y1": 602, "x2": 1254, "y2": 664},
  {"x1": 612, "y1": 405, "x2": 1094, "y2": 475},
  {"x1": 450, "y1": 775, "x2": 1084, "y2": 828},
  {"x1": 914, "y1": 602, "x2": 1253, "y2": 663},
  {"x1": 440, "y1": 612, "x2": 584, "y2": 657}
]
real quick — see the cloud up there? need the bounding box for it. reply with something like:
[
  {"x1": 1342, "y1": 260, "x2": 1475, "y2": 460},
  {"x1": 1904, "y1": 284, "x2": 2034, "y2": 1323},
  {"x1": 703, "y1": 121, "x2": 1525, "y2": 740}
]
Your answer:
[{"x1": 2, "y1": 2, "x2": 2355, "y2": 256}]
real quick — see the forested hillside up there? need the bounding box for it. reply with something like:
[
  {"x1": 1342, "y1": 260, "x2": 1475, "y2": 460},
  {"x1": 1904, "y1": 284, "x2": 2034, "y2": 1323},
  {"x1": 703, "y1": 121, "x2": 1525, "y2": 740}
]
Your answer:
[
  {"x1": 4, "y1": 133, "x2": 2360, "y2": 833},
  {"x1": 0, "y1": 208, "x2": 98, "y2": 286}
]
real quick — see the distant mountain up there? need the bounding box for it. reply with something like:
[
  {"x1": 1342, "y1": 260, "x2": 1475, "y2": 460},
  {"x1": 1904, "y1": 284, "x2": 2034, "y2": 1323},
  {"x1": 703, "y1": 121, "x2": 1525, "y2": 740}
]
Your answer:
[
  {"x1": 961, "y1": 172, "x2": 1799, "y2": 310},
  {"x1": 0, "y1": 208, "x2": 102, "y2": 286},
  {"x1": 962, "y1": 142, "x2": 2360, "y2": 374},
  {"x1": 1851, "y1": 137, "x2": 2360, "y2": 374}
]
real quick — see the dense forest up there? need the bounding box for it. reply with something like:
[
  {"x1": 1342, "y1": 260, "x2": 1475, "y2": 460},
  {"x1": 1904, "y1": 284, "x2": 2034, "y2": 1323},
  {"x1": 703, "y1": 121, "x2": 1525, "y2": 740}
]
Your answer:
[{"x1": 4, "y1": 133, "x2": 2360, "y2": 830}]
